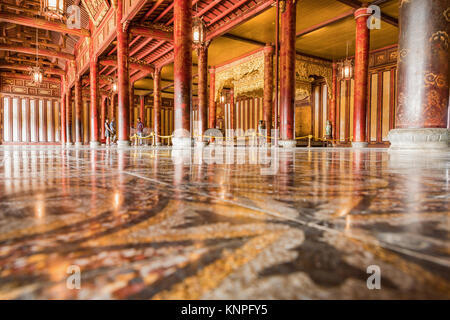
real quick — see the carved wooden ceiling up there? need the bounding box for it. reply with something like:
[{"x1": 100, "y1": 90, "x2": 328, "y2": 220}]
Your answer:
[{"x1": 0, "y1": 0, "x2": 399, "y2": 97}]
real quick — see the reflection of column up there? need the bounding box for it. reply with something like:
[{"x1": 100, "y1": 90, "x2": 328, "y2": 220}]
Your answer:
[
  {"x1": 264, "y1": 45, "x2": 274, "y2": 143},
  {"x1": 388, "y1": 0, "x2": 449, "y2": 150},
  {"x1": 173, "y1": 0, "x2": 192, "y2": 148},
  {"x1": 90, "y1": 31, "x2": 100, "y2": 148},
  {"x1": 330, "y1": 62, "x2": 337, "y2": 141},
  {"x1": 74, "y1": 77, "x2": 82, "y2": 146},
  {"x1": 352, "y1": 7, "x2": 370, "y2": 148},
  {"x1": 208, "y1": 67, "x2": 216, "y2": 129},
  {"x1": 153, "y1": 68, "x2": 161, "y2": 145},
  {"x1": 197, "y1": 44, "x2": 208, "y2": 143},
  {"x1": 116, "y1": 0, "x2": 130, "y2": 147},
  {"x1": 279, "y1": 0, "x2": 297, "y2": 148}
]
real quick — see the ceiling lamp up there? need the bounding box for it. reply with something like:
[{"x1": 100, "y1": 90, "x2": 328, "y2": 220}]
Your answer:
[
  {"x1": 339, "y1": 41, "x2": 353, "y2": 80},
  {"x1": 192, "y1": 16, "x2": 206, "y2": 45},
  {"x1": 112, "y1": 82, "x2": 118, "y2": 93},
  {"x1": 41, "y1": 0, "x2": 65, "y2": 20},
  {"x1": 30, "y1": 28, "x2": 43, "y2": 84},
  {"x1": 31, "y1": 66, "x2": 43, "y2": 84}
]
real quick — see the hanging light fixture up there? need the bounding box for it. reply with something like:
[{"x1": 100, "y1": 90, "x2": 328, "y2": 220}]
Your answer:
[
  {"x1": 339, "y1": 41, "x2": 353, "y2": 80},
  {"x1": 30, "y1": 28, "x2": 43, "y2": 84},
  {"x1": 192, "y1": 4, "x2": 205, "y2": 45},
  {"x1": 112, "y1": 82, "x2": 118, "y2": 93},
  {"x1": 40, "y1": 0, "x2": 65, "y2": 20}
]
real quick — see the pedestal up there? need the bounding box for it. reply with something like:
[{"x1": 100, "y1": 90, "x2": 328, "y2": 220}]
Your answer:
[
  {"x1": 388, "y1": 129, "x2": 449, "y2": 150},
  {"x1": 278, "y1": 140, "x2": 296, "y2": 148}
]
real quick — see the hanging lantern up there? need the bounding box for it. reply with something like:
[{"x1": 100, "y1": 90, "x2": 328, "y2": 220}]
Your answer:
[
  {"x1": 30, "y1": 66, "x2": 43, "y2": 84},
  {"x1": 339, "y1": 58, "x2": 353, "y2": 80},
  {"x1": 40, "y1": 0, "x2": 65, "y2": 20},
  {"x1": 220, "y1": 94, "x2": 225, "y2": 103},
  {"x1": 192, "y1": 16, "x2": 205, "y2": 45},
  {"x1": 112, "y1": 82, "x2": 118, "y2": 93}
]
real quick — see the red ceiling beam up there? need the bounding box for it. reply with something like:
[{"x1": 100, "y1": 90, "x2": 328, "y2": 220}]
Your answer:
[
  {"x1": 1, "y1": 72, "x2": 60, "y2": 84},
  {"x1": 0, "y1": 63, "x2": 65, "y2": 75},
  {"x1": 207, "y1": 0, "x2": 251, "y2": 26},
  {"x1": 0, "y1": 12, "x2": 90, "y2": 37},
  {"x1": 99, "y1": 59, "x2": 155, "y2": 74},
  {"x1": 0, "y1": 44, "x2": 75, "y2": 61},
  {"x1": 129, "y1": 25, "x2": 173, "y2": 42},
  {"x1": 140, "y1": 0, "x2": 166, "y2": 23}
]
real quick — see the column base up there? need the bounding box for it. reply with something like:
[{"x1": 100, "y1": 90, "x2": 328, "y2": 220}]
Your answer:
[
  {"x1": 351, "y1": 142, "x2": 368, "y2": 148},
  {"x1": 90, "y1": 141, "x2": 100, "y2": 148},
  {"x1": 117, "y1": 140, "x2": 130, "y2": 148},
  {"x1": 74, "y1": 142, "x2": 83, "y2": 147},
  {"x1": 278, "y1": 140, "x2": 296, "y2": 148},
  {"x1": 172, "y1": 137, "x2": 192, "y2": 149},
  {"x1": 194, "y1": 141, "x2": 207, "y2": 148},
  {"x1": 388, "y1": 128, "x2": 449, "y2": 150}
]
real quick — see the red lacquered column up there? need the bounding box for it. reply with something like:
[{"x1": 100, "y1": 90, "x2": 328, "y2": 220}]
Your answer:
[
  {"x1": 352, "y1": 7, "x2": 371, "y2": 148},
  {"x1": 74, "y1": 76, "x2": 82, "y2": 146},
  {"x1": 60, "y1": 76, "x2": 66, "y2": 145},
  {"x1": 230, "y1": 87, "x2": 235, "y2": 131},
  {"x1": 279, "y1": 0, "x2": 297, "y2": 148},
  {"x1": 263, "y1": 45, "x2": 274, "y2": 143},
  {"x1": 197, "y1": 44, "x2": 208, "y2": 144},
  {"x1": 173, "y1": 0, "x2": 192, "y2": 148},
  {"x1": 139, "y1": 95, "x2": 145, "y2": 126},
  {"x1": 153, "y1": 67, "x2": 161, "y2": 145},
  {"x1": 208, "y1": 67, "x2": 216, "y2": 129},
  {"x1": 116, "y1": 0, "x2": 130, "y2": 147},
  {"x1": 89, "y1": 33, "x2": 100, "y2": 148},
  {"x1": 330, "y1": 62, "x2": 337, "y2": 142},
  {"x1": 66, "y1": 86, "x2": 72, "y2": 145},
  {"x1": 101, "y1": 96, "x2": 107, "y2": 141},
  {"x1": 388, "y1": 0, "x2": 449, "y2": 150}
]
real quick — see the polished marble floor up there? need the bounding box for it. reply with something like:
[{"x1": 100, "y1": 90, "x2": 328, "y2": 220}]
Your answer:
[{"x1": 0, "y1": 145, "x2": 448, "y2": 299}]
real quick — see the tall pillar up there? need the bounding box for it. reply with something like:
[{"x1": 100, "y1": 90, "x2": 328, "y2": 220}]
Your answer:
[
  {"x1": 352, "y1": 7, "x2": 371, "y2": 148},
  {"x1": 66, "y1": 86, "x2": 72, "y2": 145},
  {"x1": 139, "y1": 95, "x2": 145, "y2": 125},
  {"x1": 197, "y1": 44, "x2": 208, "y2": 145},
  {"x1": 116, "y1": 0, "x2": 130, "y2": 147},
  {"x1": 74, "y1": 76, "x2": 82, "y2": 146},
  {"x1": 388, "y1": 0, "x2": 449, "y2": 150},
  {"x1": 229, "y1": 87, "x2": 235, "y2": 131},
  {"x1": 60, "y1": 76, "x2": 66, "y2": 145},
  {"x1": 208, "y1": 67, "x2": 216, "y2": 129},
  {"x1": 173, "y1": 0, "x2": 192, "y2": 148},
  {"x1": 279, "y1": 0, "x2": 297, "y2": 148},
  {"x1": 263, "y1": 45, "x2": 274, "y2": 143},
  {"x1": 129, "y1": 83, "x2": 135, "y2": 128},
  {"x1": 101, "y1": 96, "x2": 107, "y2": 141},
  {"x1": 153, "y1": 67, "x2": 161, "y2": 145},
  {"x1": 330, "y1": 62, "x2": 337, "y2": 141},
  {"x1": 89, "y1": 35, "x2": 100, "y2": 148}
]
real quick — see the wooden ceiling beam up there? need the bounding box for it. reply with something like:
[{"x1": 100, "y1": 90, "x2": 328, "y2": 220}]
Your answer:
[
  {"x1": 0, "y1": 63, "x2": 65, "y2": 75},
  {"x1": 0, "y1": 44, "x2": 75, "y2": 60},
  {"x1": 99, "y1": 59, "x2": 155, "y2": 74},
  {"x1": 0, "y1": 72, "x2": 60, "y2": 84},
  {"x1": 0, "y1": 12, "x2": 90, "y2": 37},
  {"x1": 129, "y1": 25, "x2": 173, "y2": 42},
  {"x1": 296, "y1": 9, "x2": 355, "y2": 38},
  {"x1": 335, "y1": 0, "x2": 398, "y2": 27}
]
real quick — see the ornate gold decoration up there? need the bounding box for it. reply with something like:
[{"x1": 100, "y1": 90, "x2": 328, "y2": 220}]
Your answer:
[
  {"x1": 444, "y1": 7, "x2": 450, "y2": 22},
  {"x1": 398, "y1": 49, "x2": 408, "y2": 63},
  {"x1": 430, "y1": 31, "x2": 449, "y2": 50},
  {"x1": 295, "y1": 56, "x2": 332, "y2": 100},
  {"x1": 81, "y1": 0, "x2": 109, "y2": 27},
  {"x1": 214, "y1": 50, "x2": 265, "y2": 101},
  {"x1": 142, "y1": 22, "x2": 174, "y2": 33},
  {"x1": 424, "y1": 72, "x2": 448, "y2": 88}
]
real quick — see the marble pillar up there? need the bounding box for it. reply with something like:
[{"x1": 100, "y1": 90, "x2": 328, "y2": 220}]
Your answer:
[
  {"x1": 352, "y1": 7, "x2": 371, "y2": 148},
  {"x1": 173, "y1": 0, "x2": 192, "y2": 148},
  {"x1": 388, "y1": 0, "x2": 450, "y2": 150},
  {"x1": 263, "y1": 45, "x2": 274, "y2": 143},
  {"x1": 279, "y1": 0, "x2": 297, "y2": 148}
]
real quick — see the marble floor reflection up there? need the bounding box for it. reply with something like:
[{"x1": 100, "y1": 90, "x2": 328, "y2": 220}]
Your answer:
[{"x1": 0, "y1": 145, "x2": 448, "y2": 299}]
